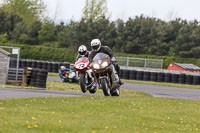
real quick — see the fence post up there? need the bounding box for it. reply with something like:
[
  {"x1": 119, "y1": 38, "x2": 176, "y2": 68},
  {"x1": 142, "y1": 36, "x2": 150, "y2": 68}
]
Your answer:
[
  {"x1": 126, "y1": 57, "x2": 129, "y2": 68},
  {"x1": 144, "y1": 59, "x2": 147, "y2": 68}
]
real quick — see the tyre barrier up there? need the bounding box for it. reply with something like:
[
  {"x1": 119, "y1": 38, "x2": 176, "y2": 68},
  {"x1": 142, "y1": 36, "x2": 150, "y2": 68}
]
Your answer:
[
  {"x1": 157, "y1": 72, "x2": 165, "y2": 82},
  {"x1": 136, "y1": 71, "x2": 144, "y2": 80},
  {"x1": 164, "y1": 73, "x2": 171, "y2": 83},
  {"x1": 9, "y1": 59, "x2": 71, "y2": 73},
  {"x1": 178, "y1": 74, "x2": 186, "y2": 84},
  {"x1": 63, "y1": 63, "x2": 70, "y2": 69},
  {"x1": 42, "y1": 62, "x2": 48, "y2": 70},
  {"x1": 171, "y1": 73, "x2": 179, "y2": 83},
  {"x1": 52, "y1": 62, "x2": 59, "y2": 73},
  {"x1": 143, "y1": 71, "x2": 151, "y2": 81},
  {"x1": 129, "y1": 70, "x2": 137, "y2": 80},
  {"x1": 31, "y1": 60, "x2": 37, "y2": 68},
  {"x1": 193, "y1": 75, "x2": 200, "y2": 85},
  {"x1": 122, "y1": 69, "x2": 130, "y2": 79},
  {"x1": 186, "y1": 75, "x2": 193, "y2": 85},
  {"x1": 24, "y1": 68, "x2": 48, "y2": 88},
  {"x1": 37, "y1": 61, "x2": 43, "y2": 69},
  {"x1": 21, "y1": 60, "x2": 27, "y2": 68},
  {"x1": 150, "y1": 72, "x2": 158, "y2": 82},
  {"x1": 47, "y1": 62, "x2": 53, "y2": 72},
  {"x1": 27, "y1": 60, "x2": 32, "y2": 67}
]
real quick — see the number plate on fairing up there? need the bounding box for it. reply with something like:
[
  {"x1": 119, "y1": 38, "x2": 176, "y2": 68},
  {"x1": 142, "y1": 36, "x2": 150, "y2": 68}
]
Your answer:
[{"x1": 77, "y1": 63, "x2": 86, "y2": 69}]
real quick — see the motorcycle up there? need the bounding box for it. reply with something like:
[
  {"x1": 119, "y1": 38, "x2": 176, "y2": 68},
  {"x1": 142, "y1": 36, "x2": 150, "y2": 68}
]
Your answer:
[
  {"x1": 91, "y1": 53, "x2": 120, "y2": 96},
  {"x1": 74, "y1": 56, "x2": 97, "y2": 93},
  {"x1": 59, "y1": 69, "x2": 76, "y2": 83}
]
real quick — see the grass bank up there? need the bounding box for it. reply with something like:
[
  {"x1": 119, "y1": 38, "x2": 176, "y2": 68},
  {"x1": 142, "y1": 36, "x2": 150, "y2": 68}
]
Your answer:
[{"x1": 0, "y1": 92, "x2": 199, "y2": 133}]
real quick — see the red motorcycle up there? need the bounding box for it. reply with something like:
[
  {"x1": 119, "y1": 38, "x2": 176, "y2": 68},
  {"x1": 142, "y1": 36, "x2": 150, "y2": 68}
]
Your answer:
[{"x1": 74, "y1": 57, "x2": 97, "y2": 93}]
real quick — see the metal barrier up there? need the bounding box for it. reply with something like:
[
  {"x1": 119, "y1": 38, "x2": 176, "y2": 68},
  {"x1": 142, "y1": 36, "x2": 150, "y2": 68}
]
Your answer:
[{"x1": 117, "y1": 57, "x2": 163, "y2": 70}]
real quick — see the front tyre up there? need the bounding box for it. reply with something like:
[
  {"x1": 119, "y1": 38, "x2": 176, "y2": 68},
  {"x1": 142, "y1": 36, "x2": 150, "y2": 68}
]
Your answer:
[
  {"x1": 100, "y1": 78, "x2": 111, "y2": 96},
  {"x1": 80, "y1": 73, "x2": 87, "y2": 93},
  {"x1": 111, "y1": 87, "x2": 120, "y2": 96}
]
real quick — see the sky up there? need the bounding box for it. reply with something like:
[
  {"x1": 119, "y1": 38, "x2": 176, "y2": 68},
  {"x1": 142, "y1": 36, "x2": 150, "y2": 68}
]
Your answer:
[{"x1": 43, "y1": 0, "x2": 200, "y2": 22}]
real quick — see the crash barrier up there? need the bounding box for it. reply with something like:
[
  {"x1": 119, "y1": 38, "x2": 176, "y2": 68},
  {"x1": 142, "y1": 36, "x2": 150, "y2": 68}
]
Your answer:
[
  {"x1": 9, "y1": 59, "x2": 70, "y2": 73},
  {"x1": 22, "y1": 68, "x2": 48, "y2": 88},
  {"x1": 7, "y1": 68, "x2": 23, "y2": 82},
  {"x1": 120, "y1": 69, "x2": 200, "y2": 85}
]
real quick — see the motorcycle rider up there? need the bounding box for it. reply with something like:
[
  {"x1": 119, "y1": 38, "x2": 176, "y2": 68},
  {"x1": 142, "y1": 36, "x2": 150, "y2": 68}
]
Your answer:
[
  {"x1": 89, "y1": 39, "x2": 123, "y2": 85},
  {"x1": 59, "y1": 66, "x2": 70, "y2": 82},
  {"x1": 76, "y1": 45, "x2": 90, "y2": 61}
]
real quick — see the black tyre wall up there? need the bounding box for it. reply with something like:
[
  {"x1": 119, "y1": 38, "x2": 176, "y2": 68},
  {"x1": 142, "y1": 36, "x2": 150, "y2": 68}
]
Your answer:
[
  {"x1": 157, "y1": 72, "x2": 165, "y2": 82},
  {"x1": 143, "y1": 71, "x2": 151, "y2": 81},
  {"x1": 136, "y1": 71, "x2": 144, "y2": 80},
  {"x1": 122, "y1": 69, "x2": 130, "y2": 79},
  {"x1": 185, "y1": 75, "x2": 193, "y2": 85},
  {"x1": 193, "y1": 75, "x2": 200, "y2": 85},
  {"x1": 150, "y1": 72, "x2": 158, "y2": 82},
  {"x1": 129, "y1": 70, "x2": 137, "y2": 80},
  {"x1": 164, "y1": 73, "x2": 171, "y2": 83},
  {"x1": 171, "y1": 73, "x2": 179, "y2": 83},
  {"x1": 178, "y1": 74, "x2": 186, "y2": 84}
]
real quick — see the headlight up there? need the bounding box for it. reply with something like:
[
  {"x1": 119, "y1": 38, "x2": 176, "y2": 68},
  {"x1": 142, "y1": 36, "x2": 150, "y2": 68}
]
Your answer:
[
  {"x1": 93, "y1": 63, "x2": 100, "y2": 69},
  {"x1": 101, "y1": 61, "x2": 108, "y2": 68}
]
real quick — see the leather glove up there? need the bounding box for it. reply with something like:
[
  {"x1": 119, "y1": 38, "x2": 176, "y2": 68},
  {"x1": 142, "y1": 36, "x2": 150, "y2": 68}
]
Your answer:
[{"x1": 111, "y1": 57, "x2": 116, "y2": 62}]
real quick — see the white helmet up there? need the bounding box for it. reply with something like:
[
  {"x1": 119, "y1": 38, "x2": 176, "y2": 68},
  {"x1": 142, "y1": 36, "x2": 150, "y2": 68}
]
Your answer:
[
  {"x1": 91, "y1": 39, "x2": 101, "y2": 52},
  {"x1": 78, "y1": 45, "x2": 87, "y2": 55},
  {"x1": 61, "y1": 66, "x2": 66, "y2": 71}
]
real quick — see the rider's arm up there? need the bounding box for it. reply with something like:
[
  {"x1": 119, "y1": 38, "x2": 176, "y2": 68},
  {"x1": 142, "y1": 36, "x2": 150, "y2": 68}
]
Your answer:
[
  {"x1": 75, "y1": 54, "x2": 80, "y2": 61},
  {"x1": 104, "y1": 46, "x2": 114, "y2": 58},
  {"x1": 88, "y1": 51, "x2": 95, "y2": 63},
  {"x1": 59, "y1": 69, "x2": 64, "y2": 79}
]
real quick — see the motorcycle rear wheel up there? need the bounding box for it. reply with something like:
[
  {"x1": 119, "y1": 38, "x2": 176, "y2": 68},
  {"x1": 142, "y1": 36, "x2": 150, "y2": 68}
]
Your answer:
[
  {"x1": 80, "y1": 73, "x2": 87, "y2": 93},
  {"x1": 100, "y1": 78, "x2": 111, "y2": 96}
]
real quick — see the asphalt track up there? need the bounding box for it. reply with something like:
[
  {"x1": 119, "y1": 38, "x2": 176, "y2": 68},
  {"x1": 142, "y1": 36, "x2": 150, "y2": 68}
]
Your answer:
[{"x1": 0, "y1": 76, "x2": 200, "y2": 100}]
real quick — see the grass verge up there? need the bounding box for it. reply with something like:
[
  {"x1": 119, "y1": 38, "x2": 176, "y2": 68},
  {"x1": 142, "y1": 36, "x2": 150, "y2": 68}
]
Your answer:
[
  {"x1": 48, "y1": 73, "x2": 59, "y2": 77},
  {"x1": 0, "y1": 92, "x2": 200, "y2": 133}
]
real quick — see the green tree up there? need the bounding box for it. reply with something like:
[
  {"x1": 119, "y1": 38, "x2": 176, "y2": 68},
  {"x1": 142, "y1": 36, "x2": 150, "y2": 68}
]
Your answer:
[
  {"x1": 0, "y1": 0, "x2": 46, "y2": 25},
  {"x1": 82, "y1": 0, "x2": 109, "y2": 21},
  {"x1": 38, "y1": 20, "x2": 56, "y2": 42}
]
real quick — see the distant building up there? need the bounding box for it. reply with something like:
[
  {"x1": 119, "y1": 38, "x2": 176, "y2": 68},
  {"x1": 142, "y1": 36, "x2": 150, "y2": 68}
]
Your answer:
[
  {"x1": 0, "y1": 48, "x2": 11, "y2": 84},
  {"x1": 167, "y1": 63, "x2": 200, "y2": 73}
]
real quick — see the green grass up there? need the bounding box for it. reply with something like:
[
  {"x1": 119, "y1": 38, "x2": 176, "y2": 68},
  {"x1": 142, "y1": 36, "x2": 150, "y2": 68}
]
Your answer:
[
  {"x1": 123, "y1": 79, "x2": 200, "y2": 89},
  {"x1": 48, "y1": 73, "x2": 59, "y2": 77},
  {"x1": 1, "y1": 81, "x2": 200, "y2": 132},
  {"x1": 0, "y1": 92, "x2": 200, "y2": 133}
]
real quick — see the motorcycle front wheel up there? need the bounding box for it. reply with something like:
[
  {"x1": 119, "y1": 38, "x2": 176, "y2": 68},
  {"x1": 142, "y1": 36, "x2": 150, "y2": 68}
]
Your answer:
[
  {"x1": 80, "y1": 73, "x2": 87, "y2": 93},
  {"x1": 100, "y1": 78, "x2": 111, "y2": 96}
]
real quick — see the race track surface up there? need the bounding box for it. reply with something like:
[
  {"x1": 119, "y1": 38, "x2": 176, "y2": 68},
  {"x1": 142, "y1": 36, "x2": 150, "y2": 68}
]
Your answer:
[
  {"x1": 1, "y1": 76, "x2": 200, "y2": 100},
  {"x1": 51, "y1": 76, "x2": 200, "y2": 100},
  {"x1": 0, "y1": 87, "x2": 101, "y2": 100},
  {"x1": 122, "y1": 83, "x2": 200, "y2": 100}
]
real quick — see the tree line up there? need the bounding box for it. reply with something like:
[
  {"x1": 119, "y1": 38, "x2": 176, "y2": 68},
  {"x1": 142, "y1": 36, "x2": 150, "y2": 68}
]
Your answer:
[{"x1": 1, "y1": 0, "x2": 200, "y2": 59}]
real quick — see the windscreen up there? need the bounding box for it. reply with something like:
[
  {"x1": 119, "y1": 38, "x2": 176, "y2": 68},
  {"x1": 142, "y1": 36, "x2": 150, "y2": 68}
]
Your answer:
[{"x1": 93, "y1": 53, "x2": 110, "y2": 61}]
